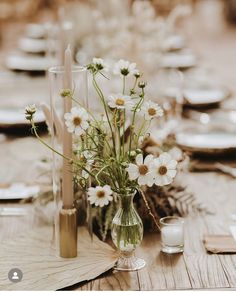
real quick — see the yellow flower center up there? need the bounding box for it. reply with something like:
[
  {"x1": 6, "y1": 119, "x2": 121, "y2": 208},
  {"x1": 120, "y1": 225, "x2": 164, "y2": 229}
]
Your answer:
[
  {"x1": 158, "y1": 165, "x2": 167, "y2": 175},
  {"x1": 97, "y1": 190, "x2": 105, "y2": 198},
  {"x1": 148, "y1": 108, "x2": 156, "y2": 116},
  {"x1": 138, "y1": 164, "x2": 148, "y2": 175},
  {"x1": 73, "y1": 117, "x2": 82, "y2": 126},
  {"x1": 115, "y1": 98, "x2": 125, "y2": 106}
]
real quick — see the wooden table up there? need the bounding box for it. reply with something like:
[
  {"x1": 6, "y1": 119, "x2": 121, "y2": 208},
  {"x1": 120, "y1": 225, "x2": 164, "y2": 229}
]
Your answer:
[
  {"x1": 1, "y1": 0, "x2": 236, "y2": 290},
  {"x1": 1, "y1": 172, "x2": 236, "y2": 290}
]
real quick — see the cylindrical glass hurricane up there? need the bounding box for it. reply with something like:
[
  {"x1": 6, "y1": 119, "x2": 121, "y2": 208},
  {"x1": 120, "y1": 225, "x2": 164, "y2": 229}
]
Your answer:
[
  {"x1": 49, "y1": 65, "x2": 88, "y2": 258},
  {"x1": 111, "y1": 192, "x2": 146, "y2": 271}
]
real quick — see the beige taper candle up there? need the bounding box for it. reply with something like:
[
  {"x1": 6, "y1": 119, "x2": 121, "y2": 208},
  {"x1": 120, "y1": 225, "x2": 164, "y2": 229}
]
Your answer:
[
  {"x1": 62, "y1": 45, "x2": 73, "y2": 209},
  {"x1": 60, "y1": 45, "x2": 77, "y2": 258}
]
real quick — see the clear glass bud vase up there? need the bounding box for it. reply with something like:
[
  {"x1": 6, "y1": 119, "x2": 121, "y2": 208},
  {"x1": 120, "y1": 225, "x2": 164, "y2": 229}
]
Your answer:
[{"x1": 111, "y1": 193, "x2": 146, "y2": 271}]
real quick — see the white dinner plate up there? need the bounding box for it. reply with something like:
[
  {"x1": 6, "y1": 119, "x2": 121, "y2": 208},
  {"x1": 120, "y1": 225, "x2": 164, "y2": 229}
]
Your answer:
[
  {"x1": 176, "y1": 129, "x2": 236, "y2": 153},
  {"x1": 162, "y1": 35, "x2": 186, "y2": 51},
  {"x1": 183, "y1": 88, "x2": 229, "y2": 106},
  {"x1": 161, "y1": 53, "x2": 197, "y2": 69},
  {"x1": 186, "y1": 109, "x2": 236, "y2": 126},
  {"x1": 25, "y1": 23, "x2": 46, "y2": 39},
  {"x1": 0, "y1": 108, "x2": 45, "y2": 127},
  {"x1": 18, "y1": 38, "x2": 48, "y2": 53},
  {"x1": 0, "y1": 183, "x2": 40, "y2": 200},
  {"x1": 6, "y1": 54, "x2": 55, "y2": 72}
]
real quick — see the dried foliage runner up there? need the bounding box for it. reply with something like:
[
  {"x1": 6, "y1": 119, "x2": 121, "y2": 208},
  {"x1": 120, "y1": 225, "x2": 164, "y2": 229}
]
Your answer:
[{"x1": 0, "y1": 226, "x2": 118, "y2": 291}]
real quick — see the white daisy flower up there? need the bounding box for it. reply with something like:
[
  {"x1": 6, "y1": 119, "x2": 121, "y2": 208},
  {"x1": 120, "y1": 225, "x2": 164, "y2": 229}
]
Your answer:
[
  {"x1": 152, "y1": 152, "x2": 177, "y2": 186},
  {"x1": 92, "y1": 57, "x2": 109, "y2": 72},
  {"x1": 64, "y1": 107, "x2": 89, "y2": 136},
  {"x1": 113, "y1": 59, "x2": 138, "y2": 77},
  {"x1": 107, "y1": 93, "x2": 134, "y2": 110},
  {"x1": 88, "y1": 185, "x2": 113, "y2": 207},
  {"x1": 141, "y1": 101, "x2": 163, "y2": 120},
  {"x1": 126, "y1": 153, "x2": 154, "y2": 187}
]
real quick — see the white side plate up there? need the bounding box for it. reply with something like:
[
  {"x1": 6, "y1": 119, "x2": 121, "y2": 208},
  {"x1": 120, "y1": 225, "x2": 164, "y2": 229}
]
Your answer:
[
  {"x1": 176, "y1": 131, "x2": 236, "y2": 152},
  {"x1": 184, "y1": 88, "x2": 229, "y2": 105},
  {"x1": 0, "y1": 183, "x2": 40, "y2": 200},
  {"x1": 18, "y1": 38, "x2": 48, "y2": 53},
  {"x1": 162, "y1": 35, "x2": 186, "y2": 51},
  {"x1": 6, "y1": 55, "x2": 55, "y2": 71},
  {"x1": 161, "y1": 53, "x2": 197, "y2": 69},
  {"x1": 0, "y1": 108, "x2": 45, "y2": 127},
  {"x1": 25, "y1": 23, "x2": 46, "y2": 39}
]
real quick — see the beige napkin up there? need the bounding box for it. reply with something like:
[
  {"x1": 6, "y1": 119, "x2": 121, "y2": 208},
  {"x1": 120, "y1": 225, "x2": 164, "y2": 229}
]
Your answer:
[{"x1": 203, "y1": 234, "x2": 236, "y2": 253}]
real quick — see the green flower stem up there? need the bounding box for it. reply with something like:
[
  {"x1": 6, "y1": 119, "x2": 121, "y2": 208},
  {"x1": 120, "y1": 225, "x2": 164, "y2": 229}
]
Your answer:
[
  {"x1": 30, "y1": 120, "x2": 96, "y2": 180},
  {"x1": 131, "y1": 77, "x2": 138, "y2": 94},
  {"x1": 122, "y1": 109, "x2": 126, "y2": 157},
  {"x1": 31, "y1": 121, "x2": 69, "y2": 161},
  {"x1": 135, "y1": 120, "x2": 151, "y2": 147},
  {"x1": 123, "y1": 76, "x2": 126, "y2": 94},
  {"x1": 68, "y1": 95, "x2": 98, "y2": 124},
  {"x1": 95, "y1": 165, "x2": 110, "y2": 185},
  {"x1": 92, "y1": 75, "x2": 116, "y2": 156},
  {"x1": 128, "y1": 89, "x2": 145, "y2": 152},
  {"x1": 118, "y1": 111, "x2": 122, "y2": 159}
]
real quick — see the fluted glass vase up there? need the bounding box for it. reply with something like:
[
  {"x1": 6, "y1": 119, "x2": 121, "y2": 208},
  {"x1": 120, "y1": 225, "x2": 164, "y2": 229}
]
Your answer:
[{"x1": 111, "y1": 193, "x2": 146, "y2": 271}]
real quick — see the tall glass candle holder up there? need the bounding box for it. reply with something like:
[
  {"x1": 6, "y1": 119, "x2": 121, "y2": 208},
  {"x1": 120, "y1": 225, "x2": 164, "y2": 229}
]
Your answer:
[{"x1": 49, "y1": 65, "x2": 88, "y2": 258}]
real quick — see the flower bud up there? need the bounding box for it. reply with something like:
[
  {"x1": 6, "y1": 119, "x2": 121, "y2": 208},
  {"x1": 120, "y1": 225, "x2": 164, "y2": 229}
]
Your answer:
[
  {"x1": 121, "y1": 162, "x2": 128, "y2": 168},
  {"x1": 138, "y1": 81, "x2": 146, "y2": 89},
  {"x1": 25, "y1": 104, "x2": 36, "y2": 121},
  {"x1": 120, "y1": 68, "x2": 129, "y2": 76},
  {"x1": 134, "y1": 71, "x2": 141, "y2": 78},
  {"x1": 136, "y1": 148, "x2": 142, "y2": 154},
  {"x1": 129, "y1": 150, "x2": 136, "y2": 158},
  {"x1": 60, "y1": 89, "x2": 72, "y2": 98}
]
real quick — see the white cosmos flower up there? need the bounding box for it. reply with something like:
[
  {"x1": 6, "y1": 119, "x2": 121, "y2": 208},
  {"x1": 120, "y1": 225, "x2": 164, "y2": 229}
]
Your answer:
[
  {"x1": 126, "y1": 153, "x2": 154, "y2": 187},
  {"x1": 64, "y1": 107, "x2": 89, "y2": 136},
  {"x1": 92, "y1": 57, "x2": 109, "y2": 72},
  {"x1": 152, "y1": 152, "x2": 177, "y2": 186},
  {"x1": 88, "y1": 185, "x2": 113, "y2": 207},
  {"x1": 108, "y1": 93, "x2": 134, "y2": 110},
  {"x1": 113, "y1": 59, "x2": 138, "y2": 77},
  {"x1": 141, "y1": 101, "x2": 163, "y2": 120}
]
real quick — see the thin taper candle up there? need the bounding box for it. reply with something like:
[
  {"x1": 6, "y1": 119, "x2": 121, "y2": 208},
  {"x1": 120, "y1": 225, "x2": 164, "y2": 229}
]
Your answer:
[{"x1": 62, "y1": 45, "x2": 73, "y2": 208}]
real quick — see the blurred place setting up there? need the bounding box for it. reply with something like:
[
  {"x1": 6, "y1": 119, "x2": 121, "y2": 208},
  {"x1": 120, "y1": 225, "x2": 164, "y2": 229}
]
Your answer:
[{"x1": 1, "y1": 0, "x2": 236, "y2": 291}]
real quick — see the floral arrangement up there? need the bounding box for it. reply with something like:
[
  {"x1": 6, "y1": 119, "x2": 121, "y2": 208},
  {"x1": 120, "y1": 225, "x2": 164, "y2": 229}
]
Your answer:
[
  {"x1": 25, "y1": 58, "x2": 210, "y2": 243},
  {"x1": 26, "y1": 58, "x2": 179, "y2": 242}
]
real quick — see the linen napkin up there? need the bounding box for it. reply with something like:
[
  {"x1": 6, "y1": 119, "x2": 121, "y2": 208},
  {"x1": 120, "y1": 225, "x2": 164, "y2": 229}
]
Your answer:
[{"x1": 203, "y1": 234, "x2": 236, "y2": 253}]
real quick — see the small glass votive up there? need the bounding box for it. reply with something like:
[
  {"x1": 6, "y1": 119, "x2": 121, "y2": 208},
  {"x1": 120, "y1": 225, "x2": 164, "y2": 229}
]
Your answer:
[{"x1": 160, "y1": 216, "x2": 184, "y2": 254}]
